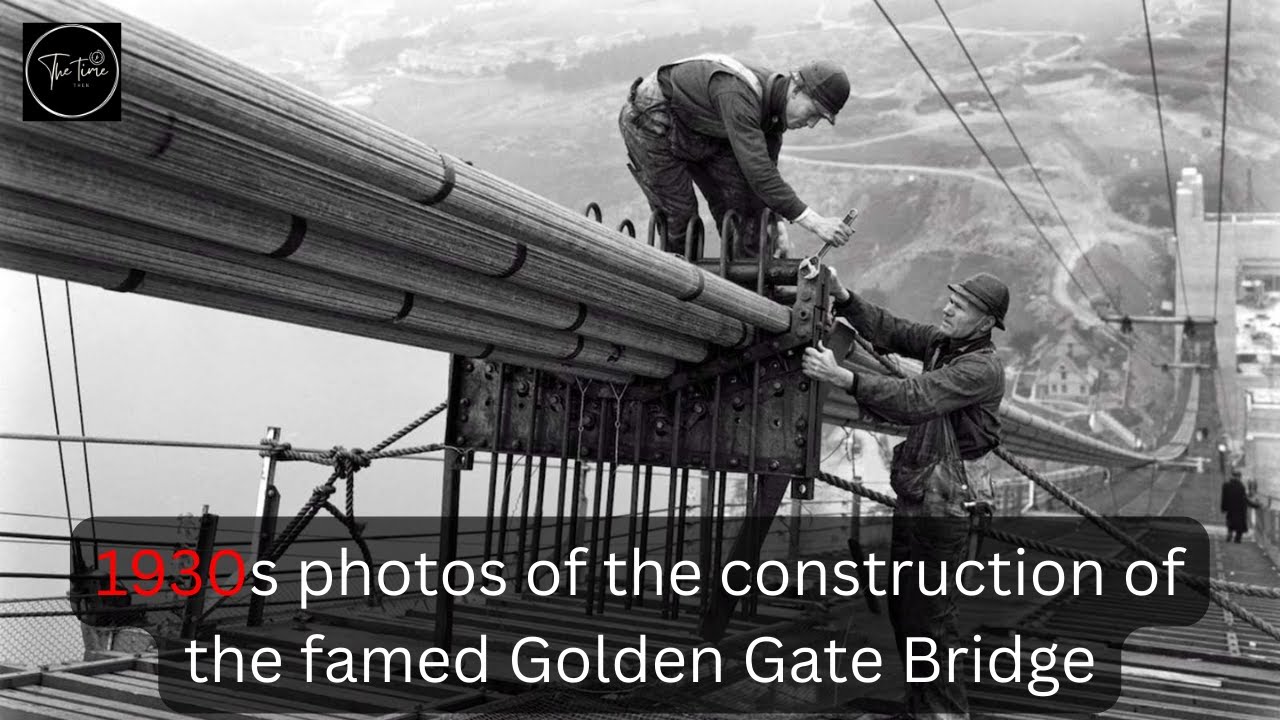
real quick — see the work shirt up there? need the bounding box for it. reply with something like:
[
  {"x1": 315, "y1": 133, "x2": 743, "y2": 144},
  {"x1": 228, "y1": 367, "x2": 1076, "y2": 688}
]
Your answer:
[
  {"x1": 657, "y1": 59, "x2": 807, "y2": 221},
  {"x1": 835, "y1": 291, "x2": 1004, "y2": 460}
]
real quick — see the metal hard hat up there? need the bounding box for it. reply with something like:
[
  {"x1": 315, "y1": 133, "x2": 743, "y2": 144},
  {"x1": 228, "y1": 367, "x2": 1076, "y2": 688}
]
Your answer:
[
  {"x1": 797, "y1": 59, "x2": 849, "y2": 124},
  {"x1": 947, "y1": 273, "x2": 1010, "y2": 330}
]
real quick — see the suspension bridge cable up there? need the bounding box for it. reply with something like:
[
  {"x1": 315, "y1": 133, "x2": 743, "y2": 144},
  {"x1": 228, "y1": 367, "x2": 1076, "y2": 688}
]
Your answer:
[
  {"x1": 868, "y1": 0, "x2": 1102, "y2": 316},
  {"x1": 63, "y1": 280, "x2": 98, "y2": 561},
  {"x1": 932, "y1": 0, "x2": 1122, "y2": 313},
  {"x1": 0, "y1": 431, "x2": 451, "y2": 459},
  {"x1": 1140, "y1": 0, "x2": 1190, "y2": 317},
  {"x1": 880, "y1": 1, "x2": 1177, "y2": 370},
  {"x1": 34, "y1": 276, "x2": 74, "y2": 540},
  {"x1": 0, "y1": 538, "x2": 78, "y2": 549},
  {"x1": 1211, "y1": 0, "x2": 1233, "y2": 320},
  {"x1": 0, "y1": 509, "x2": 253, "y2": 534}
]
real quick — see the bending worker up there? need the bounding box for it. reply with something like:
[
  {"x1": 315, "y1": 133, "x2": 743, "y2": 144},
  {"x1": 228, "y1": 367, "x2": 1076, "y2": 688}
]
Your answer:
[
  {"x1": 801, "y1": 268, "x2": 1009, "y2": 720},
  {"x1": 619, "y1": 54, "x2": 855, "y2": 257}
]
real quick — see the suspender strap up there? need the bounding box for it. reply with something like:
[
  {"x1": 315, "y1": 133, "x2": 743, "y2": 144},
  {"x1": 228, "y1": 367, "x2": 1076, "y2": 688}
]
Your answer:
[{"x1": 666, "y1": 53, "x2": 764, "y2": 97}]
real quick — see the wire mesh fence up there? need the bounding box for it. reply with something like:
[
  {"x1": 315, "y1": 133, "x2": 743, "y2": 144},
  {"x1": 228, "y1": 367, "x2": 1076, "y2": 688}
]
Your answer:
[
  {"x1": 0, "y1": 586, "x2": 368, "y2": 669},
  {"x1": 0, "y1": 596, "x2": 155, "y2": 667}
]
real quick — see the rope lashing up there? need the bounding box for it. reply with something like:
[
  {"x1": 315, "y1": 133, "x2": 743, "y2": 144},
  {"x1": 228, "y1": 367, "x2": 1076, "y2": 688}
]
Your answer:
[
  {"x1": 993, "y1": 446, "x2": 1280, "y2": 641},
  {"x1": 822, "y1": 329, "x2": 1280, "y2": 641},
  {"x1": 368, "y1": 402, "x2": 447, "y2": 455},
  {"x1": 248, "y1": 403, "x2": 454, "y2": 611}
]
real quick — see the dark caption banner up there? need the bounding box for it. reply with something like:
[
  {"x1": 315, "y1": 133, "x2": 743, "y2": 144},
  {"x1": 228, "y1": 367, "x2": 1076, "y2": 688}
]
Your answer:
[{"x1": 68, "y1": 515, "x2": 1210, "y2": 716}]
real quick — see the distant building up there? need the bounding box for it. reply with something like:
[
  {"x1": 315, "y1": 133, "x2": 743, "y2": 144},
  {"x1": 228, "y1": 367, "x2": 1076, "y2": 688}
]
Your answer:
[
  {"x1": 1027, "y1": 324, "x2": 1101, "y2": 403},
  {"x1": 1032, "y1": 354, "x2": 1099, "y2": 402}
]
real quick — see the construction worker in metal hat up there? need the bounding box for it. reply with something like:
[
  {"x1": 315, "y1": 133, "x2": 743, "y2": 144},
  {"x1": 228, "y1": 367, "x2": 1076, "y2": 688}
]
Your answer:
[
  {"x1": 802, "y1": 268, "x2": 1009, "y2": 719},
  {"x1": 947, "y1": 272, "x2": 1009, "y2": 331},
  {"x1": 619, "y1": 55, "x2": 853, "y2": 258}
]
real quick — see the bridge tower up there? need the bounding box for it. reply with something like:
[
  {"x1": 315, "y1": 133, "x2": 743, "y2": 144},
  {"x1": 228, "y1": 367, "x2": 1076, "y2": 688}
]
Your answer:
[{"x1": 1175, "y1": 168, "x2": 1242, "y2": 440}]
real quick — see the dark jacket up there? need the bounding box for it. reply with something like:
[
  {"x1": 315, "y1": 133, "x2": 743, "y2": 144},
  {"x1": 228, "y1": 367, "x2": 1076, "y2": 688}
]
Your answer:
[
  {"x1": 1221, "y1": 478, "x2": 1255, "y2": 532},
  {"x1": 835, "y1": 291, "x2": 1004, "y2": 460},
  {"x1": 657, "y1": 59, "x2": 806, "y2": 221}
]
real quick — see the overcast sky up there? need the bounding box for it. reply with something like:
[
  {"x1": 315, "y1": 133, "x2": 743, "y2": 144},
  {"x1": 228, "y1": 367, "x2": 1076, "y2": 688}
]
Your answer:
[{"x1": 1, "y1": 0, "x2": 455, "y2": 595}]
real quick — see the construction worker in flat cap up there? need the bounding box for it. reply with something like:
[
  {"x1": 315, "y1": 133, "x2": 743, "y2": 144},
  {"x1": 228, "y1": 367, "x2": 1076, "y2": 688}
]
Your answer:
[{"x1": 620, "y1": 55, "x2": 854, "y2": 258}]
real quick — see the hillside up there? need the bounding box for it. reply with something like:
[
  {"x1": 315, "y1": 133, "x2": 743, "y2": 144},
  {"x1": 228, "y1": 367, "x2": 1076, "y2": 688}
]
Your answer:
[{"x1": 112, "y1": 0, "x2": 1278, "y2": 438}]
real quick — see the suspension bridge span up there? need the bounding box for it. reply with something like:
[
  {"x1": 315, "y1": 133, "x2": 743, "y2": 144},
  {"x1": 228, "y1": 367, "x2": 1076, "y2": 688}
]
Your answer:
[{"x1": 1, "y1": 0, "x2": 1277, "y2": 718}]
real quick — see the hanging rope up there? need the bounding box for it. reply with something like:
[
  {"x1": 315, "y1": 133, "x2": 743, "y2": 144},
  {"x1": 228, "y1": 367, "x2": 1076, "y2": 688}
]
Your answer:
[
  {"x1": 1140, "y1": 0, "x2": 1190, "y2": 316},
  {"x1": 34, "y1": 276, "x2": 74, "y2": 540},
  {"x1": 817, "y1": 326, "x2": 1280, "y2": 641},
  {"x1": 367, "y1": 401, "x2": 447, "y2": 455},
  {"x1": 871, "y1": 0, "x2": 1174, "y2": 370},
  {"x1": 63, "y1": 280, "x2": 99, "y2": 564},
  {"x1": 814, "y1": 469, "x2": 1280, "y2": 600},
  {"x1": 868, "y1": 0, "x2": 1100, "y2": 311},
  {"x1": 192, "y1": 404, "x2": 458, "y2": 622},
  {"x1": 931, "y1": 0, "x2": 1120, "y2": 313},
  {"x1": 256, "y1": 401, "x2": 453, "y2": 566},
  {"x1": 198, "y1": 404, "x2": 455, "y2": 622},
  {"x1": 1210, "y1": 0, "x2": 1233, "y2": 320},
  {"x1": 265, "y1": 408, "x2": 452, "y2": 551},
  {"x1": 993, "y1": 447, "x2": 1280, "y2": 640}
]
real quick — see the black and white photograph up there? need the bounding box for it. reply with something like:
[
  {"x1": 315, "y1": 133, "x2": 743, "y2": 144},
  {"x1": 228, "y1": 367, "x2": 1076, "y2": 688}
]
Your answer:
[{"x1": 1, "y1": 0, "x2": 1278, "y2": 717}]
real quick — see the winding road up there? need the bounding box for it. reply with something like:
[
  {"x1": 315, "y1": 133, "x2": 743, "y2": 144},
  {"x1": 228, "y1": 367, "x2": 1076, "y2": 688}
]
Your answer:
[
  {"x1": 778, "y1": 153, "x2": 1117, "y2": 330},
  {"x1": 779, "y1": 153, "x2": 1049, "y2": 204}
]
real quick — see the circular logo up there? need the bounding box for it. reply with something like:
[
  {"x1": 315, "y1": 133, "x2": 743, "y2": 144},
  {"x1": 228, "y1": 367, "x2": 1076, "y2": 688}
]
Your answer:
[{"x1": 24, "y1": 24, "x2": 119, "y2": 119}]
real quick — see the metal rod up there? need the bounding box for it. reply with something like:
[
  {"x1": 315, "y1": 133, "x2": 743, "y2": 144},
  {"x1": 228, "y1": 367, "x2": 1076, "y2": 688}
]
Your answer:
[
  {"x1": 673, "y1": 467, "x2": 690, "y2": 621},
  {"x1": 692, "y1": 259, "x2": 803, "y2": 286},
  {"x1": 714, "y1": 469, "x2": 728, "y2": 604},
  {"x1": 597, "y1": 395, "x2": 621, "y2": 614},
  {"x1": 529, "y1": 455, "x2": 548, "y2": 585},
  {"x1": 1101, "y1": 315, "x2": 1216, "y2": 325},
  {"x1": 661, "y1": 390, "x2": 683, "y2": 620},
  {"x1": 514, "y1": 371, "x2": 541, "y2": 593},
  {"x1": 247, "y1": 426, "x2": 281, "y2": 627},
  {"x1": 552, "y1": 382, "x2": 572, "y2": 567},
  {"x1": 637, "y1": 464, "x2": 654, "y2": 608},
  {"x1": 701, "y1": 212, "x2": 733, "y2": 617},
  {"x1": 568, "y1": 458, "x2": 583, "y2": 555},
  {"x1": 0, "y1": 431, "x2": 445, "y2": 458},
  {"x1": 496, "y1": 452, "x2": 515, "y2": 564},
  {"x1": 624, "y1": 401, "x2": 643, "y2": 610},
  {"x1": 180, "y1": 509, "x2": 218, "y2": 639},
  {"x1": 434, "y1": 447, "x2": 465, "y2": 651},
  {"x1": 482, "y1": 366, "x2": 508, "y2": 564},
  {"x1": 586, "y1": 396, "x2": 607, "y2": 615},
  {"x1": 745, "y1": 212, "x2": 771, "y2": 619}
]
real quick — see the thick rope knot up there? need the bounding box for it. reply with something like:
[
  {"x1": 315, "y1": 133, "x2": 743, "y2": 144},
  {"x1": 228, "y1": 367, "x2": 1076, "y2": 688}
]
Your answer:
[
  {"x1": 310, "y1": 483, "x2": 338, "y2": 502},
  {"x1": 258, "y1": 438, "x2": 292, "y2": 459},
  {"x1": 329, "y1": 446, "x2": 370, "y2": 475}
]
